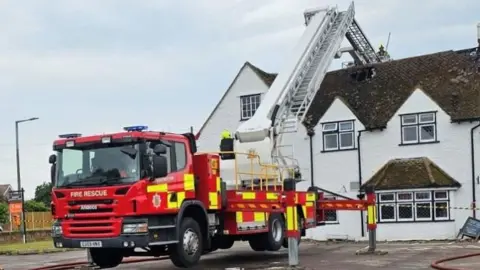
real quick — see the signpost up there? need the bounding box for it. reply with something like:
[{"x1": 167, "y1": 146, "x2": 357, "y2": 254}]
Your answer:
[
  {"x1": 285, "y1": 190, "x2": 299, "y2": 266},
  {"x1": 8, "y1": 189, "x2": 26, "y2": 243},
  {"x1": 457, "y1": 217, "x2": 480, "y2": 241}
]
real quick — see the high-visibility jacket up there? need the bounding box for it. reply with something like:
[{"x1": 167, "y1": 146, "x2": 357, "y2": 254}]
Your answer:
[{"x1": 221, "y1": 129, "x2": 231, "y2": 139}]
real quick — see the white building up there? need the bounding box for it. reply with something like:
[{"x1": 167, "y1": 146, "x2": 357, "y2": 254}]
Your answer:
[{"x1": 196, "y1": 48, "x2": 480, "y2": 241}]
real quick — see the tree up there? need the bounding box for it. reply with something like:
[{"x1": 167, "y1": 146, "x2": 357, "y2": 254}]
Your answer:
[
  {"x1": 0, "y1": 202, "x2": 8, "y2": 224},
  {"x1": 34, "y1": 182, "x2": 52, "y2": 207},
  {"x1": 24, "y1": 200, "x2": 49, "y2": 212}
]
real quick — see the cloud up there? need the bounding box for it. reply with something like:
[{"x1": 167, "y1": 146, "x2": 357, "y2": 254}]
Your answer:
[{"x1": 0, "y1": 51, "x2": 191, "y2": 91}]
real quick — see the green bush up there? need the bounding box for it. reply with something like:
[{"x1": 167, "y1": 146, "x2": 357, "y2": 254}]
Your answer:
[
  {"x1": 24, "y1": 200, "x2": 49, "y2": 212},
  {"x1": 34, "y1": 182, "x2": 52, "y2": 207},
  {"x1": 0, "y1": 202, "x2": 8, "y2": 224}
]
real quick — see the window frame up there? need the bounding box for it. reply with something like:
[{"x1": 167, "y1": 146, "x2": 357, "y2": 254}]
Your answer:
[
  {"x1": 399, "y1": 112, "x2": 438, "y2": 145},
  {"x1": 240, "y1": 94, "x2": 261, "y2": 121},
  {"x1": 378, "y1": 192, "x2": 396, "y2": 222},
  {"x1": 433, "y1": 191, "x2": 449, "y2": 220},
  {"x1": 376, "y1": 190, "x2": 452, "y2": 223},
  {"x1": 415, "y1": 201, "x2": 432, "y2": 221},
  {"x1": 173, "y1": 142, "x2": 187, "y2": 171},
  {"x1": 321, "y1": 120, "x2": 356, "y2": 152},
  {"x1": 147, "y1": 140, "x2": 188, "y2": 173},
  {"x1": 434, "y1": 201, "x2": 450, "y2": 220},
  {"x1": 396, "y1": 192, "x2": 414, "y2": 222}
]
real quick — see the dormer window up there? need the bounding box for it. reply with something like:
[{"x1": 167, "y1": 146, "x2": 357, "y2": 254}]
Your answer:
[
  {"x1": 240, "y1": 94, "x2": 261, "y2": 121},
  {"x1": 321, "y1": 120, "x2": 355, "y2": 152},
  {"x1": 400, "y1": 112, "x2": 437, "y2": 145}
]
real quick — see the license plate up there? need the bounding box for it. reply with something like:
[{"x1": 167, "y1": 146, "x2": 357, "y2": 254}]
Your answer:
[
  {"x1": 79, "y1": 205, "x2": 98, "y2": 210},
  {"x1": 80, "y1": 241, "x2": 102, "y2": 248}
]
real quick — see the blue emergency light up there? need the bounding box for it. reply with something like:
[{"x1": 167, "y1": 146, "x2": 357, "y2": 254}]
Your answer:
[
  {"x1": 123, "y1": 125, "x2": 148, "y2": 132},
  {"x1": 58, "y1": 133, "x2": 82, "y2": 139}
]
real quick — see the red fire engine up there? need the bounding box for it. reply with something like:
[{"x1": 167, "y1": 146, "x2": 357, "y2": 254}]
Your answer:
[
  {"x1": 49, "y1": 126, "x2": 375, "y2": 268},
  {"x1": 49, "y1": 3, "x2": 382, "y2": 268}
]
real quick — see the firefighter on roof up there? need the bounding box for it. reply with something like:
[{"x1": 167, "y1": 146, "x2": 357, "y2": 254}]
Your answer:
[
  {"x1": 378, "y1": 44, "x2": 386, "y2": 56},
  {"x1": 378, "y1": 44, "x2": 390, "y2": 60}
]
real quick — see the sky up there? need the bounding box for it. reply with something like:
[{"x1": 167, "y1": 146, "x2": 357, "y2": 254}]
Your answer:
[{"x1": 0, "y1": 0, "x2": 479, "y2": 199}]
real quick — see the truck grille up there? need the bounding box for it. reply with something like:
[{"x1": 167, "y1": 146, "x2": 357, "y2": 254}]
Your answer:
[{"x1": 64, "y1": 199, "x2": 119, "y2": 238}]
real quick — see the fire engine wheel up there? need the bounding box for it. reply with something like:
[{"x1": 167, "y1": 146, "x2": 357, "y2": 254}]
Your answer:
[
  {"x1": 248, "y1": 237, "x2": 266, "y2": 251},
  {"x1": 169, "y1": 217, "x2": 203, "y2": 268},
  {"x1": 265, "y1": 213, "x2": 285, "y2": 251},
  {"x1": 90, "y1": 248, "x2": 123, "y2": 268}
]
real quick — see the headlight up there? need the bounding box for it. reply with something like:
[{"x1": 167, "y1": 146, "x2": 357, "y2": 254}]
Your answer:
[
  {"x1": 51, "y1": 224, "x2": 63, "y2": 237},
  {"x1": 122, "y1": 223, "x2": 148, "y2": 234}
]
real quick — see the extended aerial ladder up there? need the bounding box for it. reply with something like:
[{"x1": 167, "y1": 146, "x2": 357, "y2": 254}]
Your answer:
[{"x1": 233, "y1": 2, "x2": 384, "y2": 181}]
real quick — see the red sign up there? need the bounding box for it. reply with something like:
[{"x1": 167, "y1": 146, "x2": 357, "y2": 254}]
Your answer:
[{"x1": 9, "y1": 202, "x2": 22, "y2": 214}]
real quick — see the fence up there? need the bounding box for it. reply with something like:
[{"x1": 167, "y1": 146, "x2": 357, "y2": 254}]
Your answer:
[{"x1": 2, "y1": 212, "x2": 52, "y2": 232}]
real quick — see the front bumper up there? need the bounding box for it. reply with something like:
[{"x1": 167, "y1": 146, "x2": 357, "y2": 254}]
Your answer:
[{"x1": 52, "y1": 234, "x2": 149, "y2": 249}]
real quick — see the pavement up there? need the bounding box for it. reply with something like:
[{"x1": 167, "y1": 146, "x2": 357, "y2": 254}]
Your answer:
[{"x1": 1, "y1": 240, "x2": 480, "y2": 270}]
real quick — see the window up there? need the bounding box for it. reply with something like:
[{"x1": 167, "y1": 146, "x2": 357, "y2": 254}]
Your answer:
[
  {"x1": 321, "y1": 120, "x2": 355, "y2": 152},
  {"x1": 174, "y1": 142, "x2": 187, "y2": 170},
  {"x1": 396, "y1": 192, "x2": 414, "y2": 221},
  {"x1": 240, "y1": 94, "x2": 261, "y2": 120},
  {"x1": 400, "y1": 112, "x2": 437, "y2": 145},
  {"x1": 378, "y1": 193, "x2": 395, "y2": 222},
  {"x1": 324, "y1": 195, "x2": 338, "y2": 224},
  {"x1": 377, "y1": 190, "x2": 451, "y2": 223},
  {"x1": 56, "y1": 145, "x2": 141, "y2": 187},
  {"x1": 147, "y1": 141, "x2": 188, "y2": 173},
  {"x1": 434, "y1": 191, "x2": 449, "y2": 220}
]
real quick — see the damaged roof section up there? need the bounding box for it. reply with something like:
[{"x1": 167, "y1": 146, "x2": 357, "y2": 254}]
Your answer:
[{"x1": 360, "y1": 157, "x2": 461, "y2": 191}]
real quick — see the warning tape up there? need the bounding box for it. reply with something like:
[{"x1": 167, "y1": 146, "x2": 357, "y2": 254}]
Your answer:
[{"x1": 378, "y1": 203, "x2": 480, "y2": 211}]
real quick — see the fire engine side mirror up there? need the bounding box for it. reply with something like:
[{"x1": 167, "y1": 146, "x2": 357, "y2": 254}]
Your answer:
[
  {"x1": 49, "y1": 154, "x2": 57, "y2": 164},
  {"x1": 50, "y1": 163, "x2": 56, "y2": 186},
  {"x1": 49, "y1": 154, "x2": 57, "y2": 185},
  {"x1": 152, "y1": 155, "x2": 168, "y2": 178}
]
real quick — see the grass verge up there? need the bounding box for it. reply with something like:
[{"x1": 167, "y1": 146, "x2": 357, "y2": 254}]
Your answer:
[{"x1": 0, "y1": 240, "x2": 79, "y2": 255}]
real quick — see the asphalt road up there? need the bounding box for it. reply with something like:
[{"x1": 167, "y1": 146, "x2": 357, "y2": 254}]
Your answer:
[{"x1": 1, "y1": 240, "x2": 480, "y2": 270}]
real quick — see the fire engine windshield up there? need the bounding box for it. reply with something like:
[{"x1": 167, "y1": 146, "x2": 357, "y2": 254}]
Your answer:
[{"x1": 55, "y1": 144, "x2": 141, "y2": 188}]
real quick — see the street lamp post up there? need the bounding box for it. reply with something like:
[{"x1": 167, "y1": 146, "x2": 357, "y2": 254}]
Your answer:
[{"x1": 15, "y1": 117, "x2": 39, "y2": 244}]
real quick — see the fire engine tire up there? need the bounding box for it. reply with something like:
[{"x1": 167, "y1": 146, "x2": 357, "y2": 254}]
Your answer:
[
  {"x1": 169, "y1": 217, "x2": 203, "y2": 268},
  {"x1": 248, "y1": 238, "x2": 266, "y2": 251},
  {"x1": 90, "y1": 248, "x2": 123, "y2": 268},
  {"x1": 265, "y1": 213, "x2": 285, "y2": 251},
  {"x1": 217, "y1": 238, "x2": 235, "y2": 250}
]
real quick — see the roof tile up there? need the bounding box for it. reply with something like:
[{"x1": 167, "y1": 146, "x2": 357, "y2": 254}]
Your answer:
[
  {"x1": 306, "y1": 50, "x2": 480, "y2": 128},
  {"x1": 252, "y1": 49, "x2": 480, "y2": 129}
]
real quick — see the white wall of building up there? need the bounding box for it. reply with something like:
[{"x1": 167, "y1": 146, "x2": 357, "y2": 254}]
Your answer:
[
  {"x1": 304, "y1": 89, "x2": 477, "y2": 241},
  {"x1": 196, "y1": 64, "x2": 270, "y2": 152},
  {"x1": 300, "y1": 97, "x2": 366, "y2": 240}
]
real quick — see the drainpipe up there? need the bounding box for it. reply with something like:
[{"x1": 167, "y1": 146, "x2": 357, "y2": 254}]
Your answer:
[
  {"x1": 308, "y1": 130, "x2": 315, "y2": 187},
  {"x1": 470, "y1": 122, "x2": 480, "y2": 218},
  {"x1": 357, "y1": 129, "x2": 366, "y2": 237}
]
